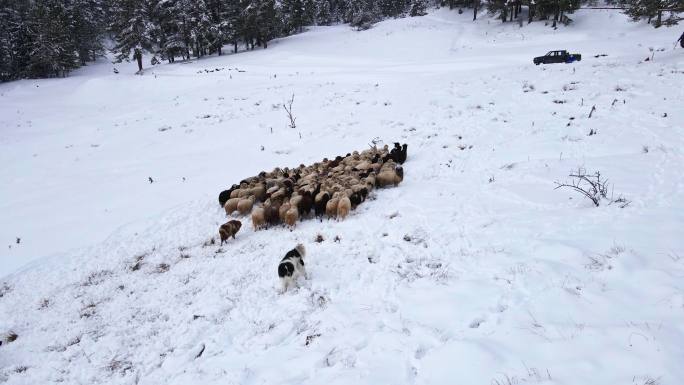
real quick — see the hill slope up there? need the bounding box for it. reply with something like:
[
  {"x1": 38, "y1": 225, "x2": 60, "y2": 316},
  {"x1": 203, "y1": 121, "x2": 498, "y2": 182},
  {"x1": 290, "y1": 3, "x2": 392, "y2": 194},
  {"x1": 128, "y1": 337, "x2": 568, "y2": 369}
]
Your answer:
[{"x1": 1, "y1": 9, "x2": 683, "y2": 385}]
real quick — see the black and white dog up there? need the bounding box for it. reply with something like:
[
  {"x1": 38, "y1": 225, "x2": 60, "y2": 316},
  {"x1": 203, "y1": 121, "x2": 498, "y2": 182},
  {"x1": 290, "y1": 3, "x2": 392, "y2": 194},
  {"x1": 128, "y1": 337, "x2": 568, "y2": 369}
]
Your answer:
[{"x1": 278, "y1": 244, "x2": 307, "y2": 293}]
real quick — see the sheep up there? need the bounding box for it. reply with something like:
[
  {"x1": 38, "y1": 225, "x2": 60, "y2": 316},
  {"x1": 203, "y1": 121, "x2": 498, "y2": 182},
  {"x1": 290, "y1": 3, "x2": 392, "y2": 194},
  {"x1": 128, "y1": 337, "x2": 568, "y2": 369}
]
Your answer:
[
  {"x1": 349, "y1": 191, "x2": 362, "y2": 209},
  {"x1": 397, "y1": 143, "x2": 408, "y2": 164},
  {"x1": 376, "y1": 166, "x2": 403, "y2": 187},
  {"x1": 219, "y1": 220, "x2": 242, "y2": 245},
  {"x1": 364, "y1": 174, "x2": 376, "y2": 190},
  {"x1": 218, "y1": 185, "x2": 238, "y2": 207},
  {"x1": 279, "y1": 202, "x2": 292, "y2": 223},
  {"x1": 298, "y1": 191, "x2": 314, "y2": 217},
  {"x1": 337, "y1": 195, "x2": 351, "y2": 220},
  {"x1": 265, "y1": 202, "x2": 281, "y2": 226},
  {"x1": 224, "y1": 198, "x2": 240, "y2": 215},
  {"x1": 251, "y1": 207, "x2": 266, "y2": 230},
  {"x1": 326, "y1": 193, "x2": 340, "y2": 219},
  {"x1": 251, "y1": 184, "x2": 267, "y2": 202},
  {"x1": 389, "y1": 142, "x2": 404, "y2": 164},
  {"x1": 314, "y1": 191, "x2": 330, "y2": 218},
  {"x1": 237, "y1": 196, "x2": 255, "y2": 215},
  {"x1": 289, "y1": 194, "x2": 303, "y2": 212},
  {"x1": 284, "y1": 206, "x2": 299, "y2": 228},
  {"x1": 278, "y1": 244, "x2": 306, "y2": 293}
]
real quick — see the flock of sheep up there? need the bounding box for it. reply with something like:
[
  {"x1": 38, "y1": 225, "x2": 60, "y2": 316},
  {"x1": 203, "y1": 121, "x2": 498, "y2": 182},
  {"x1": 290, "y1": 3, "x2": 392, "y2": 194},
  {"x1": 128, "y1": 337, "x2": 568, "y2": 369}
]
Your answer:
[{"x1": 217, "y1": 142, "x2": 408, "y2": 243}]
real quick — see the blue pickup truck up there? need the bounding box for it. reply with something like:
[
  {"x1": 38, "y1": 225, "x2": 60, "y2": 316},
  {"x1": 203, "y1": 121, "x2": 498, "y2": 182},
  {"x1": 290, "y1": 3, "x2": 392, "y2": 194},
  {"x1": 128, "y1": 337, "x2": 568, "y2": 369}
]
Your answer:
[{"x1": 533, "y1": 50, "x2": 582, "y2": 65}]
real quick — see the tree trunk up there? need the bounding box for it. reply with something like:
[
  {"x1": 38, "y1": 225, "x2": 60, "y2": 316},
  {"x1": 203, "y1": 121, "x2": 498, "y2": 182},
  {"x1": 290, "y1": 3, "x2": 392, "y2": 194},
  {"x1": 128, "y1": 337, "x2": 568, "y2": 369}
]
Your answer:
[
  {"x1": 135, "y1": 52, "x2": 142, "y2": 72},
  {"x1": 529, "y1": 4, "x2": 534, "y2": 23},
  {"x1": 234, "y1": 42, "x2": 238, "y2": 53},
  {"x1": 473, "y1": 2, "x2": 478, "y2": 20}
]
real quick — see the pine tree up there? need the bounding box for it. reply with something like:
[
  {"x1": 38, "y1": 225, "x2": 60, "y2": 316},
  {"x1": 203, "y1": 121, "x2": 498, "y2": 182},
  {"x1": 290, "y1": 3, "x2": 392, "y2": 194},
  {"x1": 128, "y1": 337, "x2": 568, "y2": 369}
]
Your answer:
[
  {"x1": 25, "y1": 0, "x2": 79, "y2": 78},
  {"x1": 111, "y1": 0, "x2": 159, "y2": 72},
  {"x1": 409, "y1": 0, "x2": 428, "y2": 16},
  {"x1": 315, "y1": 0, "x2": 334, "y2": 24},
  {"x1": 624, "y1": 0, "x2": 683, "y2": 26},
  {"x1": 282, "y1": 0, "x2": 307, "y2": 33},
  {"x1": 69, "y1": 0, "x2": 105, "y2": 65}
]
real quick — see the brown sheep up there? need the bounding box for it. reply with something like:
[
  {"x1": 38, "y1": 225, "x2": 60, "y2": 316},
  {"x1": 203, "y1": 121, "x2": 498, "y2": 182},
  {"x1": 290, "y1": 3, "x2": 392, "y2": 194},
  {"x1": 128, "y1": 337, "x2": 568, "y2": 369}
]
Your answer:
[
  {"x1": 251, "y1": 207, "x2": 266, "y2": 230},
  {"x1": 237, "y1": 196, "x2": 255, "y2": 215},
  {"x1": 251, "y1": 185, "x2": 267, "y2": 202},
  {"x1": 219, "y1": 220, "x2": 242, "y2": 245},
  {"x1": 230, "y1": 189, "x2": 242, "y2": 199},
  {"x1": 314, "y1": 191, "x2": 330, "y2": 218},
  {"x1": 337, "y1": 196, "x2": 351, "y2": 220},
  {"x1": 326, "y1": 194, "x2": 340, "y2": 219},
  {"x1": 279, "y1": 202, "x2": 292, "y2": 223},
  {"x1": 376, "y1": 166, "x2": 403, "y2": 187},
  {"x1": 284, "y1": 206, "x2": 299, "y2": 228},
  {"x1": 224, "y1": 198, "x2": 240, "y2": 215},
  {"x1": 265, "y1": 202, "x2": 281, "y2": 226},
  {"x1": 289, "y1": 194, "x2": 302, "y2": 211}
]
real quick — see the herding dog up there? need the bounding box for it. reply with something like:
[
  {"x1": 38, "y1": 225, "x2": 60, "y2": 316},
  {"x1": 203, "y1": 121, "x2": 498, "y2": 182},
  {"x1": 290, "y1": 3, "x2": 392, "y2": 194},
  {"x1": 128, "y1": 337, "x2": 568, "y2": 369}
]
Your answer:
[
  {"x1": 219, "y1": 220, "x2": 242, "y2": 245},
  {"x1": 278, "y1": 244, "x2": 306, "y2": 293}
]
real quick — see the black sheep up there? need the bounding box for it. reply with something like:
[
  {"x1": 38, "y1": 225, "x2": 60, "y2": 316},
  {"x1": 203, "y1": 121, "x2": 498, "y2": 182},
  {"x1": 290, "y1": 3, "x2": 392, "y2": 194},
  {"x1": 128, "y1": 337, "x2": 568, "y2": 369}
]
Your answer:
[
  {"x1": 299, "y1": 191, "x2": 314, "y2": 217},
  {"x1": 218, "y1": 184, "x2": 239, "y2": 207},
  {"x1": 314, "y1": 192, "x2": 330, "y2": 218}
]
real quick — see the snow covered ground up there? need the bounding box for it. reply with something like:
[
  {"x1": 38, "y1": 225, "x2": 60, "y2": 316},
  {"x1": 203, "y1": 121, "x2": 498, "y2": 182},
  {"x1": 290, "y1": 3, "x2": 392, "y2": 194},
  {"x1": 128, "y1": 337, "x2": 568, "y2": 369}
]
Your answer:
[{"x1": 1, "y1": 8, "x2": 683, "y2": 385}]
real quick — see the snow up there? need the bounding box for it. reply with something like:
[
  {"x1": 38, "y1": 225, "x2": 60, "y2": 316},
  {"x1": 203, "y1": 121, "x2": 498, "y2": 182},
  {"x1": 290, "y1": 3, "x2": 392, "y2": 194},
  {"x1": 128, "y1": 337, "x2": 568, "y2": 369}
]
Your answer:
[{"x1": 1, "y1": 8, "x2": 684, "y2": 385}]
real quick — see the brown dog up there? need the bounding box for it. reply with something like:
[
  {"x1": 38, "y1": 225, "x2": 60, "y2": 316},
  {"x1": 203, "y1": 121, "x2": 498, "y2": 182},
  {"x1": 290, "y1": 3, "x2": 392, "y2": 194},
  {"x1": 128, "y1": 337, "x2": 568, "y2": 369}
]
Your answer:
[{"x1": 219, "y1": 220, "x2": 242, "y2": 245}]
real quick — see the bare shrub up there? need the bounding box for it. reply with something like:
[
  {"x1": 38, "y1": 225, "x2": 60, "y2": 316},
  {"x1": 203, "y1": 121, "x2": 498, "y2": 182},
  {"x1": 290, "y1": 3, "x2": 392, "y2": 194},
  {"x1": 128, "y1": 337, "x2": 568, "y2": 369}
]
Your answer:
[
  {"x1": 554, "y1": 168, "x2": 630, "y2": 207},
  {"x1": 0, "y1": 282, "x2": 10, "y2": 298},
  {"x1": 283, "y1": 93, "x2": 296, "y2": 129},
  {"x1": 106, "y1": 358, "x2": 133, "y2": 376}
]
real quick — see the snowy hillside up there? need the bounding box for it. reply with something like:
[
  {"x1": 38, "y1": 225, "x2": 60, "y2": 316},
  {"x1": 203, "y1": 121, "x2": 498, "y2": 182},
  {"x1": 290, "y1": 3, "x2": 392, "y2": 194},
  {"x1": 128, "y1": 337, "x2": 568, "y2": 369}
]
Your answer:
[{"x1": 1, "y1": 8, "x2": 683, "y2": 385}]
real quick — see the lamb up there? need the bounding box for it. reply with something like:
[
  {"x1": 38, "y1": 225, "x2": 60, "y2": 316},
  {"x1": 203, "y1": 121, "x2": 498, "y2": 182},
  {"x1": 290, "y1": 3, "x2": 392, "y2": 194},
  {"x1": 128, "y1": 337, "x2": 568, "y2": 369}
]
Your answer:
[
  {"x1": 278, "y1": 244, "x2": 307, "y2": 293},
  {"x1": 219, "y1": 220, "x2": 242, "y2": 245},
  {"x1": 337, "y1": 195, "x2": 351, "y2": 220},
  {"x1": 224, "y1": 197, "x2": 240, "y2": 215},
  {"x1": 251, "y1": 207, "x2": 266, "y2": 230},
  {"x1": 237, "y1": 196, "x2": 255, "y2": 215}
]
